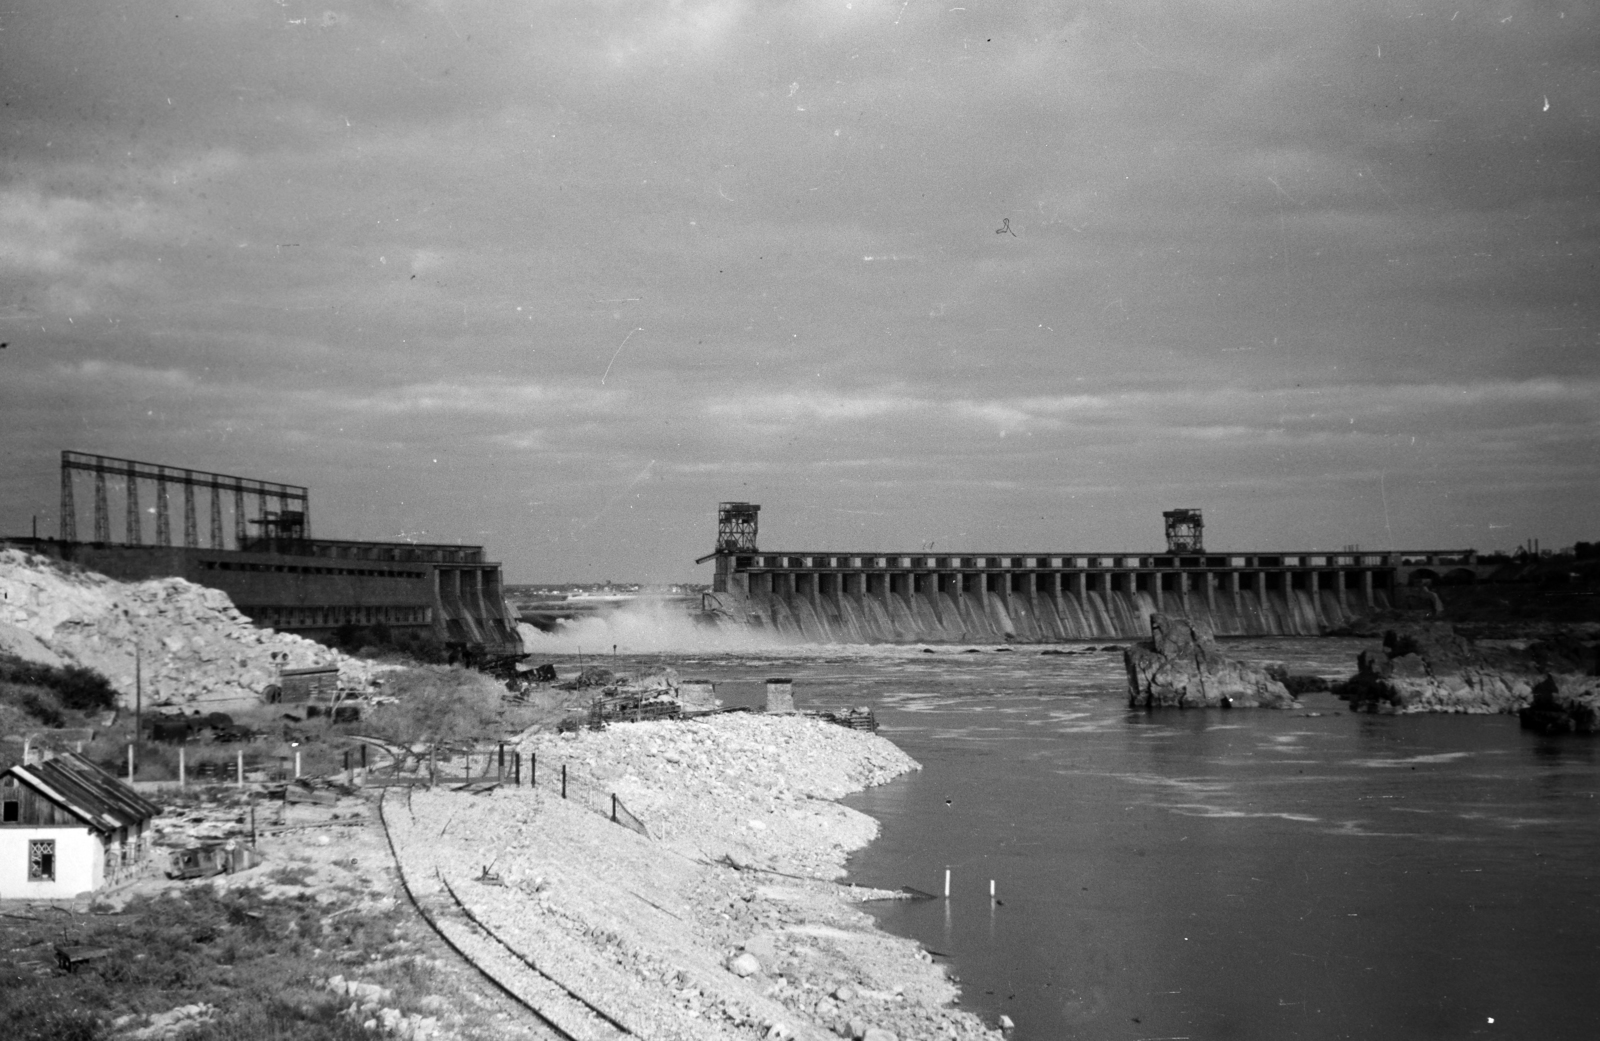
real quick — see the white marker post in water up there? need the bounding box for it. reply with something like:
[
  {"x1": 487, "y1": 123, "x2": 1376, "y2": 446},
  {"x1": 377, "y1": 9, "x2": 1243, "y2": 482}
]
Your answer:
[
  {"x1": 990, "y1": 878, "x2": 996, "y2": 902},
  {"x1": 944, "y1": 867, "x2": 951, "y2": 898}
]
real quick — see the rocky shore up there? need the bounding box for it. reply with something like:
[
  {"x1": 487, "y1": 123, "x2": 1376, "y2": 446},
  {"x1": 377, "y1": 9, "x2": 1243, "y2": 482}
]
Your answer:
[
  {"x1": 1335, "y1": 623, "x2": 1600, "y2": 720},
  {"x1": 387, "y1": 713, "x2": 1002, "y2": 1041}
]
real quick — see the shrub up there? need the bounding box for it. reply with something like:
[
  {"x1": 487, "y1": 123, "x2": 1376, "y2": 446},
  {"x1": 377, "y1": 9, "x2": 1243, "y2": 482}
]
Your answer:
[
  {"x1": 362, "y1": 666, "x2": 504, "y2": 748},
  {"x1": 0, "y1": 681, "x2": 66, "y2": 727},
  {"x1": 0, "y1": 654, "x2": 118, "y2": 713}
]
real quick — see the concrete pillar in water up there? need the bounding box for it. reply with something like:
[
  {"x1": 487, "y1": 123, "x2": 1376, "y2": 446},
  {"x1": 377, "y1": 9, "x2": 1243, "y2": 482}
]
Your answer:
[
  {"x1": 1362, "y1": 569, "x2": 1374, "y2": 606},
  {"x1": 766, "y1": 678, "x2": 795, "y2": 713}
]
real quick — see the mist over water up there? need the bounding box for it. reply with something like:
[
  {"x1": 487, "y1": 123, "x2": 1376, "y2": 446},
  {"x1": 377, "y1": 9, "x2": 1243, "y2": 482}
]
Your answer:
[{"x1": 516, "y1": 600, "x2": 801, "y2": 656}]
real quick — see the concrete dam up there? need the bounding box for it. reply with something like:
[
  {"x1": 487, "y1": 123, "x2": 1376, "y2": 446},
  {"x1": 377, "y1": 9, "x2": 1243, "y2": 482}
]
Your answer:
[{"x1": 697, "y1": 503, "x2": 1484, "y2": 643}]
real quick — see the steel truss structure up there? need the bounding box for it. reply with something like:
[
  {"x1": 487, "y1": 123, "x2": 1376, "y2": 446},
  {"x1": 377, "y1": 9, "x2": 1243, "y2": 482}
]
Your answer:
[{"x1": 58, "y1": 450, "x2": 309, "y2": 549}]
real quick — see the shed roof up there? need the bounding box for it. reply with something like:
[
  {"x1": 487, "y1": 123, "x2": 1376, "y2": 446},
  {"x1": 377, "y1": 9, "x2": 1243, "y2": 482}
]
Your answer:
[{"x1": 5, "y1": 752, "x2": 162, "y2": 834}]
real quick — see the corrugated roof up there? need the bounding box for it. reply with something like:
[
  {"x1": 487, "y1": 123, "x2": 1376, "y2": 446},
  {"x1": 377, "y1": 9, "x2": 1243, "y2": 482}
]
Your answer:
[{"x1": 6, "y1": 752, "x2": 162, "y2": 834}]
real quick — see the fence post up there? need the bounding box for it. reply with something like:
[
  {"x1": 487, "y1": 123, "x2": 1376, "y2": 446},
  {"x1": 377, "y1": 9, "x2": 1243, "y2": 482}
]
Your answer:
[
  {"x1": 531, "y1": 753, "x2": 536, "y2": 788},
  {"x1": 561, "y1": 764, "x2": 567, "y2": 799},
  {"x1": 361, "y1": 744, "x2": 368, "y2": 771},
  {"x1": 236, "y1": 749, "x2": 244, "y2": 788},
  {"x1": 498, "y1": 743, "x2": 505, "y2": 781},
  {"x1": 127, "y1": 743, "x2": 134, "y2": 781},
  {"x1": 611, "y1": 794, "x2": 617, "y2": 822},
  {"x1": 429, "y1": 744, "x2": 437, "y2": 786},
  {"x1": 178, "y1": 745, "x2": 186, "y2": 787}
]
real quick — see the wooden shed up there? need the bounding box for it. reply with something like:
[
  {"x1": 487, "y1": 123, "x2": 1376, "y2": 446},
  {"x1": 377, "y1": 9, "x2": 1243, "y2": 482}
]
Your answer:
[
  {"x1": 0, "y1": 752, "x2": 162, "y2": 899},
  {"x1": 268, "y1": 665, "x2": 340, "y2": 704}
]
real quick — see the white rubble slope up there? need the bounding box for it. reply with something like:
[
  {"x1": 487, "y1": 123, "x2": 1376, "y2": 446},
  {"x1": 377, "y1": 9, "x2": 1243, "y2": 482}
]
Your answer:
[{"x1": 0, "y1": 548, "x2": 368, "y2": 709}]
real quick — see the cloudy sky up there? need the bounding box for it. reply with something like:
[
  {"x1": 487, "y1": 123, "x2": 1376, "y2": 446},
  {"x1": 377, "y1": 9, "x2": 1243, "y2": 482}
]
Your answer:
[{"x1": 2, "y1": 1, "x2": 1596, "y2": 582}]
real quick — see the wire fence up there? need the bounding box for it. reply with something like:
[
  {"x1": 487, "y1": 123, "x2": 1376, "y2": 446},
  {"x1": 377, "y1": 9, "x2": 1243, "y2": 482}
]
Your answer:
[
  {"x1": 524, "y1": 752, "x2": 652, "y2": 841},
  {"x1": 352, "y1": 741, "x2": 652, "y2": 841}
]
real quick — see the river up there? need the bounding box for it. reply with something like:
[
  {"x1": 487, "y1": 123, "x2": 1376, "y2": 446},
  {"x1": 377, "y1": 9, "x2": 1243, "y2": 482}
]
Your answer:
[{"x1": 530, "y1": 632, "x2": 1600, "y2": 1040}]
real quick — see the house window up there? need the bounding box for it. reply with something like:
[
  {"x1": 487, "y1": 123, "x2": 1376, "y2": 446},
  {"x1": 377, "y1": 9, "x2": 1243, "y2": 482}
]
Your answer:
[
  {"x1": 2, "y1": 800, "x2": 17, "y2": 822},
  {"x1": 29, "y1": 839, "x2": 55, "y2": 881}
]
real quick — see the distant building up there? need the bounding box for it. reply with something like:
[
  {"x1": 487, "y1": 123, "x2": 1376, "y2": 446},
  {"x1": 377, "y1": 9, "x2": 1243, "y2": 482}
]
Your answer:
[{"x1": 0, "y1": 752, "x2": 161, "y2": 899}]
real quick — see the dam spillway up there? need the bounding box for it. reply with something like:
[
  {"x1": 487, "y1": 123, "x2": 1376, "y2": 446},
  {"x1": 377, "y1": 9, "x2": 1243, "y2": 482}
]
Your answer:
[{"x1": 697, "y1": 504, "x2": 1482, "y2": 643}]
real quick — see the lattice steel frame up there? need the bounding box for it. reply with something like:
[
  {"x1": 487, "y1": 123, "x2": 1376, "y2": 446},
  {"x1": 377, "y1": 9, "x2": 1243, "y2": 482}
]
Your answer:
[
  {"x1": 716, "y1": 502, "x2": 760, "y2": 553},
  {"x1": 59, "y1": 451, "x2": 309, "y2": 549},
  {"x1": 1163, "y1": 508, "x2": 1205, "y2": 554}
]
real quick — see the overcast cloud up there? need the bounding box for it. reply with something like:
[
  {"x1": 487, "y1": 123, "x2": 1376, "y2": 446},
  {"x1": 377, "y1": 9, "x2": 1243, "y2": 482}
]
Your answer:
[{"x1": 2, "y1": 0, "x2": 1596, "y2": 581}]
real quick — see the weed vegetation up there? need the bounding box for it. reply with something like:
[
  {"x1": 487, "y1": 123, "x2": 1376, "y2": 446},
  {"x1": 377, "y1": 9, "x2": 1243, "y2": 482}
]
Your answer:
[
  {"x1": 363, "y1": 666, "x2": 514, "y2": 752},
  {"x1": 1, "y1": 888, "x2": 403, "y2": 1041}
]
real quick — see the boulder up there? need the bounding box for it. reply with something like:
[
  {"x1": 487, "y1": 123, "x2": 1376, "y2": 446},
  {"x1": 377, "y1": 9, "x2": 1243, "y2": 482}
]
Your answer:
[
  {"x1": 1518, "y1": 674, "x2": 1600, "y2": 733},
  {"x1": 1333, "y1": 623, "x2": 1592, "y2": 716},
  {"x1": 1124, "y1": 614, "x2": 1297, "y2": 709}
]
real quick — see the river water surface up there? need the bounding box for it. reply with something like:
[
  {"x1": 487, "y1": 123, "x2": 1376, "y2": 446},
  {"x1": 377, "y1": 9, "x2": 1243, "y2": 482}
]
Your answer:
[{"x1": 544, "y1": 637, "x2": 1600, "y2": 1040}]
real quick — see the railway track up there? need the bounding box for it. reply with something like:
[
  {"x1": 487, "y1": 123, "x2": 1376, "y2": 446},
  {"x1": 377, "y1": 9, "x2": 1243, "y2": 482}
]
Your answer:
[{"x1": 377, "y1": 788, "x2": 634, "y2": 1041}]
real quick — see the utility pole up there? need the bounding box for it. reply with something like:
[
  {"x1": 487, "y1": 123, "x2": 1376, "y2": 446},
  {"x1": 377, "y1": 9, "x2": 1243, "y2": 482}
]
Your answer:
[{"x1": 134, "y1": 647, "x2": 142, "y2": 779}]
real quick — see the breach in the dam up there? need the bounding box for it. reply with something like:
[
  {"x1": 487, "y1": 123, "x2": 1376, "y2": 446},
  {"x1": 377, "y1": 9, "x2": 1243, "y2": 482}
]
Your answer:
[{"x1": 696, "y1": 502, "x2": 1487, "y2": 642}]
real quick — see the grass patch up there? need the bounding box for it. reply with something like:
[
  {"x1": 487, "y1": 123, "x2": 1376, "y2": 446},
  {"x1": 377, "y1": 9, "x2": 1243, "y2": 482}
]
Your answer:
[
  {"x1": 0, "y1": 869, "x2": 555, "y2": 1041},
  {"x1": 0, "y1": 886, "x2": 456, "y2": 1041}
]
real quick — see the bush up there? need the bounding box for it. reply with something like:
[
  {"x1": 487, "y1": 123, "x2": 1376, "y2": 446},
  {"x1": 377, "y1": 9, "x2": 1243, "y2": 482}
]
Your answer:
[
  {"x1": 0, "y1": 654, "x2": 118, "y2": 713},
  {"x1": 0, "y1": 681, "x2": 66, "y2": 727},
  {"x1": 362, "y1": 666, "x2": 505, "y2": 748}
]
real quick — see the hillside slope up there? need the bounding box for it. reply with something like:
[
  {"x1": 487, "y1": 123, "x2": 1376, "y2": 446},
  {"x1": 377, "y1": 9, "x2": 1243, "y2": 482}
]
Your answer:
[{"x1": 0, "y1": 548, "x2": 362, "y2": 709}]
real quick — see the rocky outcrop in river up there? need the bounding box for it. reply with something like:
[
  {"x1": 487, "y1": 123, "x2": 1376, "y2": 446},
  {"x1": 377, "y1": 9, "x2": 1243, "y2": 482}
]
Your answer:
[
  {"x1": 1518, "y1": 674, "x2": 1600, "y2": 733},
  {"x1": 1336, "y1": 623, "x2": 1599, "y2": 717},
  {"x1": 1124, "y1": 613, "x2": 1297, "y2": 709}
]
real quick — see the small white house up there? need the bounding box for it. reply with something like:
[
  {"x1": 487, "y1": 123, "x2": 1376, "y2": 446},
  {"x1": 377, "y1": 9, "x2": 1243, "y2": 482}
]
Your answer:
[{"x1": 0, "y1": 752, "x2": 161, "y2": 900}]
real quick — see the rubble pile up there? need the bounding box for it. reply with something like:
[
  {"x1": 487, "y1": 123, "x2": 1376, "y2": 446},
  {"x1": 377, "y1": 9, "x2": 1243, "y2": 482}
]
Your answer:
[
  {"x1": 540, "y1": 664, "x2": 724, "y2": 727},
  {"x1": 0, "y1": 548, "x2": 375, "y2": 709},
  {"x1": 524, "y1": 713, "x2": 916, "y2": 878}
]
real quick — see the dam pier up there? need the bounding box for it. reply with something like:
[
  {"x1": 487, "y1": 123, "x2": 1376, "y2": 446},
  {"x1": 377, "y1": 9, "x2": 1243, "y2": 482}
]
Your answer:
[{"x1": 698, "y1": 503, "x2": 1484, "y2": 642}]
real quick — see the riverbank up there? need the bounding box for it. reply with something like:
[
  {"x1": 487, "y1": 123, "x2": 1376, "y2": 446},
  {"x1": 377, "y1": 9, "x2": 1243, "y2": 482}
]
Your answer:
[{"x1": 387, "y1": 713, "x2": 1002, "y2": 1041}]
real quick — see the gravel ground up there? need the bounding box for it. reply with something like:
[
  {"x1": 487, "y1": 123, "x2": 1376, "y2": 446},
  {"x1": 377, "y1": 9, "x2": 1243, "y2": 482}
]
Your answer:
[{"x1": 387, "y1": 713, "x2": 1003, "y2": 1041}]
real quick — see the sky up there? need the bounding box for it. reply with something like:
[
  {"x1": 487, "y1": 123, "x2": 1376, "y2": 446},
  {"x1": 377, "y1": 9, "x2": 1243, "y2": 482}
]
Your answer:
[{"x1": 2, "y1": 0, "x2": 1596, "y2": 583}]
